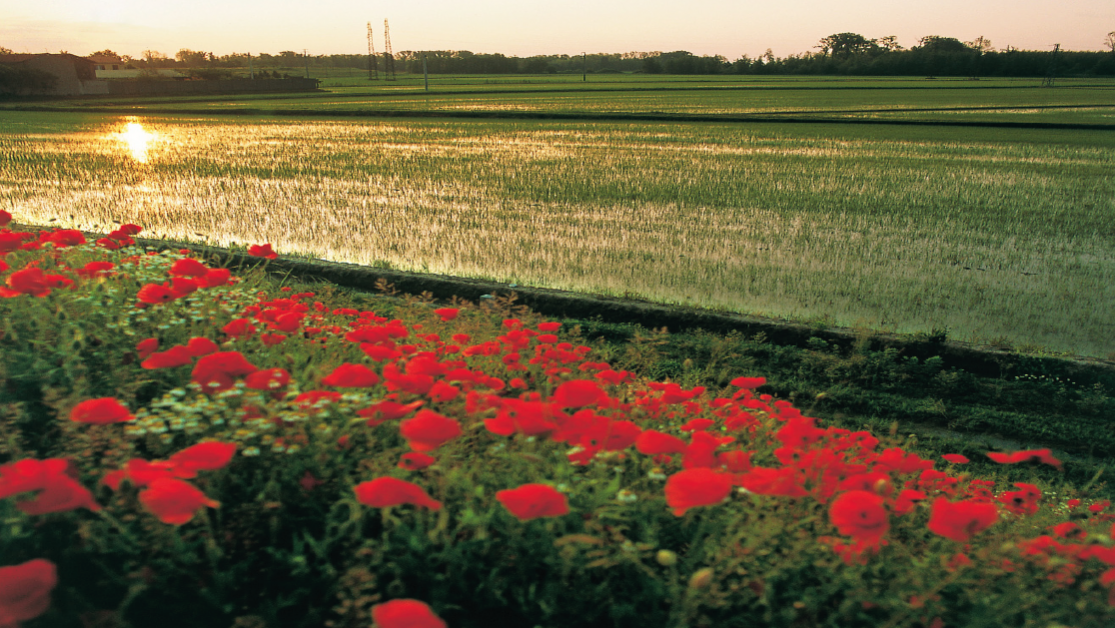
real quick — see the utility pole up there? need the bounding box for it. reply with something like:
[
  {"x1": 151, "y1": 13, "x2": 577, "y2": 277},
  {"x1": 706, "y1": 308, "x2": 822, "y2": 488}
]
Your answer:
[
  {"x1": 423, "y1": 53, "x2": 428, "y2": 91},
  {"x1": 582, "y1": 52, "x2": 587, "y2": 82},
  {"x1": 303, "y1": 49, "x2": 309, "y2": 78},
  {"x1": 366, "y1": 22, "x2": 378, "y2": 80},
  {"x1": 248, "y1": 52, "x2": 253, "y2": 79}
]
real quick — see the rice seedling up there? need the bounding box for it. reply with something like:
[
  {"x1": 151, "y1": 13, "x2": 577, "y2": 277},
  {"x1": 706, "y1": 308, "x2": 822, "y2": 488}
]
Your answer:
[{"x1": 0, "y1": 106, "x2": 1112, "y2": 357}]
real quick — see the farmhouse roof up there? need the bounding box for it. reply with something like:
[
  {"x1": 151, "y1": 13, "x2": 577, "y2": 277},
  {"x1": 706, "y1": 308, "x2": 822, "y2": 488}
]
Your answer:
[
  {"x1": 0, "y1": 53, "x2": 96, "y2": 66},
  {"x1": 0, "y1": 53, "x2": 41, "y2": 64}
]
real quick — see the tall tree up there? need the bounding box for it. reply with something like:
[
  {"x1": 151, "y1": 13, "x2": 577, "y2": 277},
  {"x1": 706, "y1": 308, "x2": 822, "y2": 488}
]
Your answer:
[
  {"x1": 916, "y1": 36, "x2": 969, "y2": 53},
  {"x1": 1105, "y1": 31, "x2": 1115, "y2": 53},
  {"x1": 876, "y1": 36, "x2": 903, "y2": 52},
  {"x1": 89, "y1": 49, "x2": 122, "y2": 60},
  {"x1": 816, "y1": 33, "x2": 878, "y2": 58}
]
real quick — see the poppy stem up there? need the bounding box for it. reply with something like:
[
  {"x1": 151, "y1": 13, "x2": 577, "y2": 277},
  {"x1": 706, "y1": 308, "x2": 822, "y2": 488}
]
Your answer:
[{"x1": 95, "y1": 509, "x2": 141, "y2": 549}]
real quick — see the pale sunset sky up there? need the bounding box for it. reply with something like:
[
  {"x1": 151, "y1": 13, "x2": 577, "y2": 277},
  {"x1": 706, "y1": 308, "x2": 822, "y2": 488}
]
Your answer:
[{"x1": 2, "y1": 0, "x2": 1112, "y2": 59}]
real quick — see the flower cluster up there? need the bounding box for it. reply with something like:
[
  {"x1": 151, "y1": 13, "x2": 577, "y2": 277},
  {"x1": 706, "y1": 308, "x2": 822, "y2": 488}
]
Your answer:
[{"x1": 1, "y1": 213, "x2": 1111, "y2": 626}]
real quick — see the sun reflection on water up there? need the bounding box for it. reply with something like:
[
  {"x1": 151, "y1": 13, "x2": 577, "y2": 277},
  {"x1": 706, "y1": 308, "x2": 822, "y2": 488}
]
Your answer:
[{"x1": 116, "y1": 119, "x2": 156, "y2": 163}]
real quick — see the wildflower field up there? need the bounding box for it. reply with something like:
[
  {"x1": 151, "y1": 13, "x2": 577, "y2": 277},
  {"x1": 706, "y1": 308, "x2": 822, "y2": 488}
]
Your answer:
[
  {"x1": 2, "y1": 213, "x2": 1115, "y2": 628},
  {"x1": 1, "y1": 91, "x2": 1113, "y2": 356}
]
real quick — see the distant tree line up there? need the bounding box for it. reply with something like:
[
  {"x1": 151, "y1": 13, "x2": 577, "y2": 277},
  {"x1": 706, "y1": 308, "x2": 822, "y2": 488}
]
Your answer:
[{"x1": 8, "y1": 32, "x2": 1115, "y2": 78}]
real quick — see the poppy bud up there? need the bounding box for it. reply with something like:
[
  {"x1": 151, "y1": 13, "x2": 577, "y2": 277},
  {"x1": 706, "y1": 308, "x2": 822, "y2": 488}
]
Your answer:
[
  {"x1": 873, "y1": 478, "x2": 893, "y2": 496},
  {"x1": 656, "y1": 550, "x2": 678, "y2": 566},
  {"x1": 687, "y1": 567, "x2": 714, "y2": 589}
]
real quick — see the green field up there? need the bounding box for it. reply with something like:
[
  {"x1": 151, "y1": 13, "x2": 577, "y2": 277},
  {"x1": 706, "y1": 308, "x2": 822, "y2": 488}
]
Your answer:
[
  {"x1": 1, "y1": 76, "x2": 1113, "y2": 357},
  {"x1": 10, "y1": 75, "x2": 1115, "y2": 125}
]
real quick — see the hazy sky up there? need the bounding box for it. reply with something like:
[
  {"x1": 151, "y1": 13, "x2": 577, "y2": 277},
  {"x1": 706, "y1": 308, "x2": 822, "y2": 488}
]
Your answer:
[{"x1": 2, "y1": 1, "x2": 1112, "y2": 60}]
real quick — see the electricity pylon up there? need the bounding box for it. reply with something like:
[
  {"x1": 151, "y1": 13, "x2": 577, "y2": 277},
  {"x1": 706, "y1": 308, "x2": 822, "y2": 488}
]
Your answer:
[
  {"x1": 384, "y1": 19, "x2": 396, "y2": 81},
  {"x1": 366, "y1": 22, "x2": 379, "y2": 80}
]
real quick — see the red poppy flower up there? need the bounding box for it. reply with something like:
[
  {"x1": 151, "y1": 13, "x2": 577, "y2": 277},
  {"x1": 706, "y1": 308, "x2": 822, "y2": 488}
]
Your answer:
[
  {"x1": 398, "y1": 452, "x2": 436, "y2": 470},
  {"x1": 185, "y1": 337, "x2": 220, "y2": 357},
  {"x1": 167, "y1": 442, "x2": 236, "y2": 479},
  {"x1": 537, "y1": 322, "x2": 562, "y2": 332},
  {"x1": 736, "y1": 467, "x2": 809, "y2": 497},
  {"x1": 433, "y1": 307, "x2": 459, "y2": 322},
  {"x1": 730, "y1": 376, "x2": 766, "y2": 389},
  {"x1": 44, "y1": 229, "x2": 85, "y2": 248},
  {"x1": 119, "y1": 223, "x2": 142, "y2": 235},
  {"x1": 483, "y1": 399, "x2": 559, "y2": 437},
  {"x1": 551, "y1": 379, "x2": 606, "y2": 410},
  {"x1": 361, "y1": 343, "x2": 401, "y2": 362},
  {"x1": 942, "y1": 454, "x2": 969, "y2": 464},
  {"x1": 139, "y1": 477, "x2": 220, "y2": 525},
  {"x1": 141, "y1": 345, "x2": 194, "y2": 370},
  {"x1": 996, "y1": 482, "x2": 1042, "y2": 516},
  {"x1": 248, "y1": 243, "x2": 278, "y2": 259},
  {"x1": 1049, "y1": 521, "x2": 1084, "y2": 539},
  {"x1": 927, "y1": 497, "x2": 999, "y2": 542},
  {"x1": 244, "y1": 368, "x2": 292, "y2": 393},
  {"x1": 680, "y1": 418, "x2": 715, "y2": 432},
  {"x1": 370, "y1": 599, "x2": 447, "y2": 628},
  {"x1": 74, "y1": 261, "x2": 115, "y2": 278},
  {"x1": 354, "y1": 477, "x2": 442, "y2": 510},
  {"x1": 496, "y1": 483, "x2": 570, "y2": 521},
  {"x1": 191, "y1": 351, "x2": 258, "y2": 392},
  {"x1": 399, "y1": 410, "x2": 462, "y2": 452},
  {"x1": 986, "y1": 448, "x2": 1063, "y2": 470},
  {"x1": 359, "y1": 400, "x2": 425, "y2": 426},
  {"x1": 70, "y1": 397, "x2": 134, "y2": 424},
  {"x1": 829, "y1": 490, "x2": 890, "y2": 541},
  {"x1": 425, "y1": 381, "x2": 458, "y2": 405},
  {"x1": 169, "y1": 258, "x2": 209, "y2": 277},
  {"x1": 137, "y1": 282, "x2": 177, "y2": 305},
  {"x1": 260, "y1": 332, "x2": 286, "y2": 346},
  {"x1": 120, "y1": 459, "x2": 176, "y2": 488},
  {"x1": 664, "y1": 468, "x2": 733, "y2": 516},
  {"x1": 222, "y1": 318, "x2": 257, "y2": 339},
  {"x1": 201, "y1": 268, "x2": 231, "y2": 288},
  {"x1": 321, "y1": 363, "x2": 381, "y2": 388},
  {"x1": 3, "y1": 268, "x2": 51, "y2": 297},
  {"x1": 717, "y1": 449, "x2": 753, "y2": 473},
  {"x1": 135, "y1": 337, "x2": 159, "y2": 360},
  {"x1": 170, "y1": 277, "x2": 199, "y2": 297},
  {"x1": 0, "y1": 210, "x2": 10, "y2": 227},
  {"x1": 682, "y1": 430, "x2": 732, "y2": 469},
  {"x1": 0, "y1": 458, "x2": 101, "y2": 515},
  {"x1": 0, "y1": 559, "x2": 57, "y2": 628}
]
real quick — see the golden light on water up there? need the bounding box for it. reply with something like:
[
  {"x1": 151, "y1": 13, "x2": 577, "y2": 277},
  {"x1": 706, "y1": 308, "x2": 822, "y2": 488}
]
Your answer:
[{"x1": 117, "y1": 120, "x2": 156, "y2": 163}]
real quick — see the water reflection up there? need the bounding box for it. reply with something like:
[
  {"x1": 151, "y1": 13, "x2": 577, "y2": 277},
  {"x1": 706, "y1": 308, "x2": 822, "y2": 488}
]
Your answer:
[{"x1": 116, "y1": 119, "x2": 156, "y2": 163}]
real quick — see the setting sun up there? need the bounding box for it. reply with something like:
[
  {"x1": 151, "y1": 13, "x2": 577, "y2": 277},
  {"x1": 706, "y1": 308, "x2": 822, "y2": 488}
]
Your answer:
[{"x1": 118, "y1": 120, "x2": 154, "y2": 163}]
